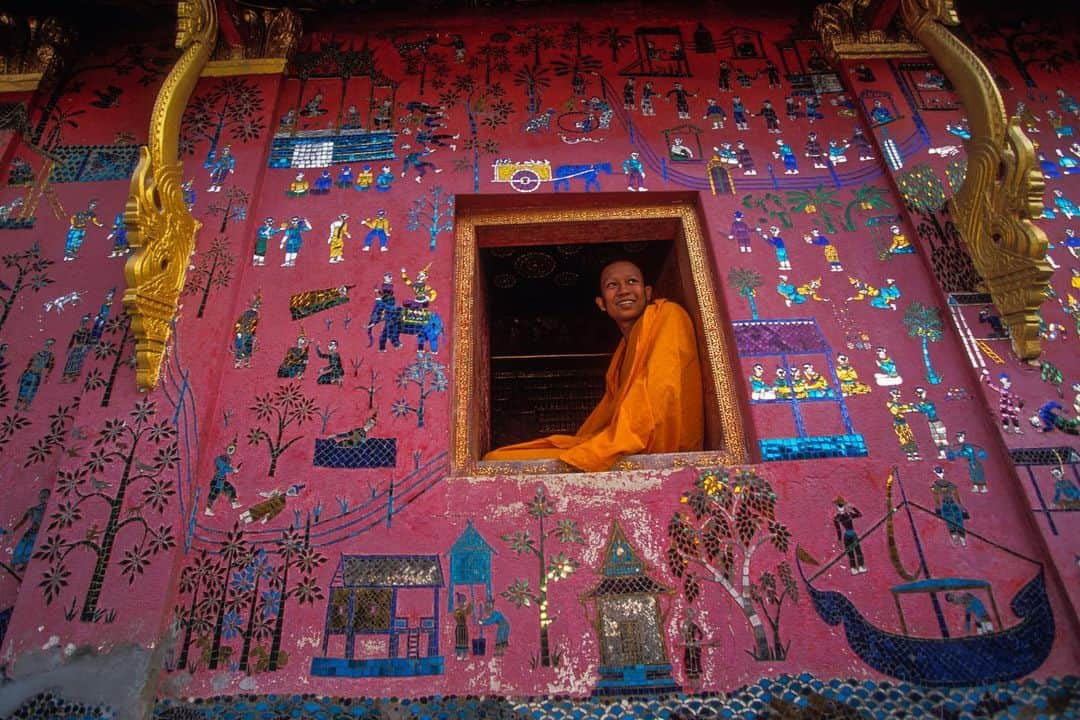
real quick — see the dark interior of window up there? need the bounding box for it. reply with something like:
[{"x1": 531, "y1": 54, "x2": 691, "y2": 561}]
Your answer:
[{"x1": 480, "y1": 240, "x2": 678, "y2": 449}]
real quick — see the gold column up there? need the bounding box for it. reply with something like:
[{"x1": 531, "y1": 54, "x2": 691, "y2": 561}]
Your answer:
[
  {"x1": 123, "y1": 0, "x2": 218, "y2": 390},
  {"x1": 898, "y1": 0, "x2": 1051, "y2": 359}
]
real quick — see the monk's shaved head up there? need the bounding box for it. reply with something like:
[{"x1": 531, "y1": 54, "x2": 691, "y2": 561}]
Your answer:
[{"x1": 596, "y1": 259, "x2": 653, "y2": 337}]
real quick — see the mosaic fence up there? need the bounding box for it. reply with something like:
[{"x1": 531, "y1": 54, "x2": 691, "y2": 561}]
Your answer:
[{"x1": 148, "y1": 674, "x2": 1080, "y2": 720}]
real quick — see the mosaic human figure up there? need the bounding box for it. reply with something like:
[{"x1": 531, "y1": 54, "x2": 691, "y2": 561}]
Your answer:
[
  {"x1": 641, "y1": 81, "x2": 657, "y2": 116},
  {"x1": 911, "y1": 387, "x2": 948, "y2": 459},
  {"x1": 362, "y1": 210, "x2": 391, "y2": 252},
  {"x1": 847, "y1": 276, "x2": 900, "y2": 310},
  {"x1": 478, "y1": 598, "x2": 511, "y2": 656},
  {"x1": 729, "y1": 211, "x2": 753, "y2": 252},
  {"x1": 980, "y1": 369, "x2": 1024, "y2": 434},
  {"x1": 759, "y1": 100, "x2": 780, "y2": 133},
  {"x1": 756, "y1": 226, "x2": 791, "y2": 270},
  {"x1": 801, "y1": 362, "x2": 833, "y2": 398},
  {"x1": 64, "y1": 199, "x2": 103, "y2": 262},
  {"x1": 327, "y1": 213, "x2": 351, "y2": 264},
  {"x1": 315, "y1": 340, "x2": 344, "y2": 386},
  {"x1": 805, "y1": 229, "x2": 842, "y2": 271},
  {"x1": 207, "y1": 145, "x2": 234, "y2": 192},
  {"x1": 402, "y1": 148, "x2": 442, "y2": 183},
  {"x1": 667, "y1": 82, "x2": 695, "y2": 120},
  {"x1": 885, "y1": 225, "x2": 914, "y2": 257},
  {"x1": 734, "y1": 140, "x2": 756, "y2": 175},
  {"x1": 354, "y1": 165, "x2": 374, "y2": 192},
  {"x1": 279, "y1": 216, "x2": 312, "y2": 267},
  {"x1": 805, "y1": 132, "x2": 826, "y2": 168},
  {"x1": 253, "y1": 217, "x2": 281, "y2": 266},
  {"x1": 886, "y1": 389, "x2": 921, "y2": 461},
  {"x1": 947, "y1": 430, "x2": 987, "y2": 493},
  {"x1": 277, "y1": 334, "x2": 309, "y2": 379},
  {"x1": 1051, "y1": 467, "x2": 1080, "y2": 509},
  {"x1": 453, "y1": 593, "x2": 473, "y2": 660},
  {"x1": 106, "y1": 212, "x2": 129, "y2": 257},
  {"x1": 748, "y1": 363, "x2": 775, "y2": 400},
  {"x1": 311, "y1": 170, "x2": 333, "y2": 195},
  {"x1": 622, "y1": 77, "x2": 636, "y2": 110},
  {"x1": 931, "y1": 465, "x2": 967, "y2": 546},
  {"x1": 402, "y1": 265, "x2": 437, "y2": 309},
  {"x1": 204, "y1": 441, "x2": 242, "y2": 516},
  {"x1": 773, "y1": 138, "x2": 799, "y2": 174},
  {"x1": 375, "y1": 165, "x2": 395, "y2": 191},
  {"x1": 16, "y1": 338, "x2": 55, "y2": 410},
  {"x1": 870, "y1": 99, "x2": 893, "y2": 125},
  {"x1": 836, "y1": 354, "x2": 871, "y2": 396},
  {"x1": 833, "y1": 496, "x2": 867, "y2": 574},
  {"x1": 233, "y1": 293, "x2": 261, "y2": 369},
  {"x1": 239, "y1": 484, "x2": 305, "y2": 525},
  {"x1": 945, "y1": 592, "x2": 992, "y2": 634},
  {"x1": 851, "y1": 126, "x2": 874, "y2": 161},
  {"x1": 286, "y1": 172, "x2": 309, "y2": 197},
  {"x1": 731, "y1": 95, "x2": 748, "y2": 129},
  {"x1": 703, "y1": 98, "x2": 726, "y2": 129},
  {"x1": 60, "y1": 314, "x2": 94, "y2": 383},
  {"x1": 873, "y1": 346, "x2": 902, "y2": 386},
  {"x1": 10, "y1": 489, "x2": 50, "y2": 571},
  {"x1": 681, "y1": 607, "x2": 704, "y2": 684},
  {"x1": 622, "y1": 152, "x2": 647, "y2": 191}
]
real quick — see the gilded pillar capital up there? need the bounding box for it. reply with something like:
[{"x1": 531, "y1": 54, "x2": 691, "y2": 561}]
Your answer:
[
  {"x1": 204, "y1": 4, "x2": 301, "y2": 76},
  {"x1": 812, "y1": 0, "x2": 923, "y2": 62},
  {"x1": 0, "y1": 14, "x2": 74, "y2": 93}
]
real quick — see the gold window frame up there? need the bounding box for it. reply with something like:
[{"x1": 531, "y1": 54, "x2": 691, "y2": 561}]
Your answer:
[{"x1": 450, "y1": 193, "x2": 750, "y2": 476}]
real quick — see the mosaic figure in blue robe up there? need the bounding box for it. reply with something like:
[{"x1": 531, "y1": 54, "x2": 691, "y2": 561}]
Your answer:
[
  {"x1": 1053, "y1": 189, "x2": 1078, "y2": 219},
  {"x1": 931, "y1": 466, "x2": 967, "y2": 546},
  {"x1": 11, "y1": 489, "x2": 50, "y2": 570},
  {"x1": 375, "y1": 164, "x2": 395, "y2": 191},
  {"x1": 279, "y1": 216, "x2": 312, "y2": 268},
  {"x1": 61, "y1": 314, "x2": 94, "y2": 383},
  {"x1": 207, "y1": 145, "x2": 234, "y2": 192},
  {"x1": 107, "y1": 213, "x2": 129, "y2": 257},
  {"x1": 776, "y1": 275, "x2": 806, "y2": 305},
  {"x1": 1051, "y1": 467, "x2": 1080, "y2": 509},
  {"x1": 870, "y1": 99, "x2": 894, "y2": 125},
  {"x1": 945, "y1": 592, "x2": 993, "y2": 635},
  {"x1": 774, "y1": 139, "x2": 798, "y2": 174},
  {"x1": 15, "y1": 338, "x2": 55, "y2": 411},
  {"x1": 205, "y1": 442, "x2": 242, "y2": 516},
  {"x1": 64, "y1": 200, "x2": 103, "y2": 261},
  {"x1": 336, "y1": 167, "x2": 355, "y2": 188},
  {"x1": 758, "y1": 226, "x2": 791, "y2": 270},
  {"x1": 732, "y1": 95, "x2": 748, "y2": 129},
  {"x1": 946, "y1": 431, "x2": 987, "y2": 492},
  {"x1": 311, "y1": 170, "x2": 334, "y2": 195},
  {"x1": 233, "y1": 294, "x2": 261, "y2": 369},
  {"x1": 478, "y1": 598, "x2": 511, "y2": 656}
]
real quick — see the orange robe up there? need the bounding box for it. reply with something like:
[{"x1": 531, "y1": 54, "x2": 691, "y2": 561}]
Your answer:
[{"x1": 483, "y1": 299, "x2": 704, "y2": 471}]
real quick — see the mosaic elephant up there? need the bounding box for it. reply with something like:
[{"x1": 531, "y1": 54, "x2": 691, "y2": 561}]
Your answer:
[{"x1": 367, "y1": 298, "x2": 444, "y2": 353}]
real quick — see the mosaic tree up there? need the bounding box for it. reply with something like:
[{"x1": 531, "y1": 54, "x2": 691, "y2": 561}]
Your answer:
[
  {"x1": 247, "y1": 383, "x2": 318, "y2": 477},
  {"x1": 87, "y1": 313, "x2": 135, "y2": 408},
  {"x1": 513, "y1": 63, "x2": 553, "y2": 114},
  {"x1": 501, "y1": 485, "x2": 583, "y2": 668},
  {"x1": 398, "y1": 37, "x2": 449, "y2": 96},
  {"x1": 747, "y1": 560, "x2": 799, "y2": 662},
  {"x1": 391, "y1": 351, "x2": 448, "y2": 428},
  {"x1": 441, "y1": 75, "x2": 514, "y2": 192},
  {"x1": 22, "y1": 397, "x2": 79, "y2": 467},
  {"x1": 0, "y1": 242, "x2": 55, "y2": 333},
  {"x1": 728, "y1": 267, "x2": 763, "y2": 321},
  {"x1": 787, "y1": 186, "x2": 843, "y2": 233},
  {"x1": 594, "y1": 26, "x2": 633, "y2": 63},
  {"x1": 972, "y1": 18, "x2": 1075, "y2": 88},
  {"x1": 843, "y1": 184, "x2": 892, "y2": 231},
  {"x1": 667, "y1": 468, "x2": 795, "y2": 661},
  {"x1": 742, "y1": 193, "x2": 792, "y2": 229},
  {"x1": 200, "y1": 525, "x2": 250, "y2": 671},
  {"x1": 173, "y1": 548, "x2": 221, "y2": 672},
  {"x1": 180, "y1": 76, "x2": 266, "y2": 168},
  {"x1": 903, "y1": 301, "x2": 944, "y2": 385},
  {"x1": 512, "y1": 24, "x2": 557, "y2": 66},
  {"x1": 206, "y1": 186, "x2": 250, "y2": 234},
  {"x1": 264, "y1": 524, "x2": 326, "y2": 671},
  {"x1": 406, "y1": 185, "x2": 455, "y2": 251},
  {"x1": 469, "y1": 42, "x2": 512, "y2": 88},
  {"x1": 0, "y1": 347, "x2": 32, "y2": 455},
  {"x1": 183, "y1": 237, "x2": 236, "y2": 319},
  {"x1": 897, "y1": 163, "x2": 947, "y2": 214},
  {"x1": 33, "y1": 400, "x2": 178, "y2": 623},
  {"x1": 551, "y1": 52, "x2": 603, "y2": 97}
]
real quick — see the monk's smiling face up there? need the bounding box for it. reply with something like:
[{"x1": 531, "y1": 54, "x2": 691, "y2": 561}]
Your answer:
[{"x1": 596, "y1": 260, "x2": 653, "y2": 337}]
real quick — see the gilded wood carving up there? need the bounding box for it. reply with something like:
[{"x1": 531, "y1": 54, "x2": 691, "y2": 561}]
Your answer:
[{"x1": 123, "y1": 0, "x2": 218, "y2": 390}]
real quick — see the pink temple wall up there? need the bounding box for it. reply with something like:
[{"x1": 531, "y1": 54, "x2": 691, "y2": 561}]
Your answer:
[{"x1": 0, "y1": 2, "x2": 1077, "y2": 704}]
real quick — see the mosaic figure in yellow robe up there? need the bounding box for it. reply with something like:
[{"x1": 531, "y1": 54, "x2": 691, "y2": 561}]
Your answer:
[{"x1": 484, "y1": 260, "x2": 704, "y2": 472}]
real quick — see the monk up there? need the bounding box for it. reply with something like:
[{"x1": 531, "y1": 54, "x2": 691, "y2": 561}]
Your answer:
[{"x1": 484, "y1": 259, "x2": 704, "y2": 472}]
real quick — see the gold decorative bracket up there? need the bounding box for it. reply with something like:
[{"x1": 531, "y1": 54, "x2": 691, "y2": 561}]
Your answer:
[
  {"x1": 899, "y1": 0, "x2": 1052, "y2": 359},
  {"x1": 0, "y1": 14, "x2": 73, "y2": 93},
  {"x1": 123, "y1": 0, "x2": 217, "y2": 390},
  {"x1": 812, "y1": 0, "x2": 923, "y2": 62},
  {"x1": 203, "y1": 2, "x2": 300, "y2": 76}
]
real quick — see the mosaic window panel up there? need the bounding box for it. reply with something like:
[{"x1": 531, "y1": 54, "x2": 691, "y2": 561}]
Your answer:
[
  {"x1": 47, "y1": 145, "x2": 140, "y2": 183},
  {"x1": 313, "y1": 437, "x2": 396, "y2": 468},
  {"x1": 291, "y1": 140, "x2": 334, "y2": 168},
  {"x1": 1010, "y1": 446, "x2": 1080, "y2": 536}
]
